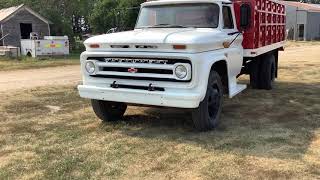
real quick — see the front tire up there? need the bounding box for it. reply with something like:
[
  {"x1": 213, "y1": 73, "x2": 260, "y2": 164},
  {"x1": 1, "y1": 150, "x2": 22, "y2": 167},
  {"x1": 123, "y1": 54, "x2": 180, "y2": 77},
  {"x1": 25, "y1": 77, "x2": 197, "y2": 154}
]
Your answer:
[
  {"x1": 192, "y1": 71, "x2": 223, "y2": 131},
  {"x1": 91, "y1": 100, "x2": 127, "y2": 122}
]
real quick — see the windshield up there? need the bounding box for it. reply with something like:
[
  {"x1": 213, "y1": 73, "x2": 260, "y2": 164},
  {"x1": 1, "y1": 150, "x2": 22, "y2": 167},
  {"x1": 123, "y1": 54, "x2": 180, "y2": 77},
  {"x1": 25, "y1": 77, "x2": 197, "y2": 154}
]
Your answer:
[{"x1": 136, "y1": 3, "x2": 220, "y2": 29}]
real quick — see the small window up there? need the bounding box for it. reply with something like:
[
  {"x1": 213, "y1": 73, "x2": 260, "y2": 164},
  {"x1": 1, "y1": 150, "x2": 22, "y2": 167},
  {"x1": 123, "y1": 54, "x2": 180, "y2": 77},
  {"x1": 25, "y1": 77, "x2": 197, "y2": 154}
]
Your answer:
[
  {"x1": 223, "y1": 6, "x2": 234, "y2": 29},
  {"x1": 240, "y1": 4, "x2": 251, "y2": 28}
]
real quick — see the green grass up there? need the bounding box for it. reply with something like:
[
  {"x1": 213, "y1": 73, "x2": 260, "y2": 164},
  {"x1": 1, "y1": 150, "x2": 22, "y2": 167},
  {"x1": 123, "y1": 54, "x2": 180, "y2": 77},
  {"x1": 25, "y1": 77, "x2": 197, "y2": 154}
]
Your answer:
[{"x1": 0, "y1": 54, "x2": 80, "y2": 71}]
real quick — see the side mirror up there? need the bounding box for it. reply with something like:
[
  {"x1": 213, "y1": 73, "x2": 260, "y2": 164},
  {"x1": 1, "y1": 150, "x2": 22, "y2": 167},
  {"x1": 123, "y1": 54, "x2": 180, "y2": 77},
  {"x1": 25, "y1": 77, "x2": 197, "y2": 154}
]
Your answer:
[
  {"x1": 107, "y1": 27, "x2": 118, "y2": 34},
  {"x1": 240, "y1": 4, "x2": 251, "y2": 29}
]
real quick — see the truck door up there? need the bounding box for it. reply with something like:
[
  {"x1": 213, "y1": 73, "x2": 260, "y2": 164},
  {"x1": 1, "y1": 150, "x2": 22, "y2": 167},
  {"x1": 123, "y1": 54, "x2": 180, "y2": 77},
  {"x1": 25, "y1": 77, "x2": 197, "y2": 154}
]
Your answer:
[{"x1": 221, "y1": 5, "x2": 243, "y2": 77}]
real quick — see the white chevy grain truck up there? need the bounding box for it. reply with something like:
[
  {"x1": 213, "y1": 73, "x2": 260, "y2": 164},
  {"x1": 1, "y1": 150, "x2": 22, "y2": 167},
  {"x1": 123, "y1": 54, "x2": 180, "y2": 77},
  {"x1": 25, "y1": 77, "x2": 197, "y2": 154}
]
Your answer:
[{"x1": 78, "y1": 0, "x2": 286, "y2": 131}]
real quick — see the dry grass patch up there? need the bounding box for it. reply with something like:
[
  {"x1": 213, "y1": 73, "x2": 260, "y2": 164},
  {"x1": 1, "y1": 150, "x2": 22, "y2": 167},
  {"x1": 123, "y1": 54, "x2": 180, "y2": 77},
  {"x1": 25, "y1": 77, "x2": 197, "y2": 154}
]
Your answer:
[
  {"x1": 285, "y1": 40, "x2": 320, "y2": 48},
  {"x1": 0, "y1": 55, "x2": 79, "y2": 72},
  {"x1": 0, "y1": 44, "x2": 319, "y2": 179}
]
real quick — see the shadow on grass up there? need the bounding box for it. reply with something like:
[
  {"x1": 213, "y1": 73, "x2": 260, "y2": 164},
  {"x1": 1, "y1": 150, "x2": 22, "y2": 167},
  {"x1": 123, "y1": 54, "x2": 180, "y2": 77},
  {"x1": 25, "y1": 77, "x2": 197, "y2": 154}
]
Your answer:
[{"x1": 105, "y1": 81, "x2": 320, "y2": 160}]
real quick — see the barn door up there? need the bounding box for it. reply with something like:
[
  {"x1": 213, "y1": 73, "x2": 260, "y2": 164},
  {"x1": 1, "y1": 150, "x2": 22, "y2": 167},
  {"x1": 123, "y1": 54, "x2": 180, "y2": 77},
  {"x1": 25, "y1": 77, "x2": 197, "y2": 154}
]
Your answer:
[
  {"x1": 20, "y1": 23, "x2": 33, "y2": 39},
  {"x1": 0, "y1": 31, "x2": 3, "y2": 46},
  {"x1": 297, "y1": 24, "x2": 304, "y2": 40}
]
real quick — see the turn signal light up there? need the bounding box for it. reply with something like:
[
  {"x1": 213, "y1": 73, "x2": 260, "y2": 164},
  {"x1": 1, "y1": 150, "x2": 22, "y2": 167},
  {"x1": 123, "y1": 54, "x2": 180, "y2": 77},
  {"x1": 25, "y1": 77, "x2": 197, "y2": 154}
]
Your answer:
[
  {"x1": 89, "y1": 44, "x2": 100, "y2": 48},
  {"x1": 223, "y1": 42, "x2": 230, "y2": 48},
  {"x1": 173, "y1": 45, "x2": 186, "y2": 50}
]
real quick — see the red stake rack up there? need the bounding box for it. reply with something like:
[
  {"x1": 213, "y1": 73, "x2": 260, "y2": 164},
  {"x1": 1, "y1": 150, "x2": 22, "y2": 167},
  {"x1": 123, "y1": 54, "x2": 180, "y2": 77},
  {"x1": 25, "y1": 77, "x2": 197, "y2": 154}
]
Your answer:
[{"x1": 233, "y1": 0, "x2": 286, "y2": 49}]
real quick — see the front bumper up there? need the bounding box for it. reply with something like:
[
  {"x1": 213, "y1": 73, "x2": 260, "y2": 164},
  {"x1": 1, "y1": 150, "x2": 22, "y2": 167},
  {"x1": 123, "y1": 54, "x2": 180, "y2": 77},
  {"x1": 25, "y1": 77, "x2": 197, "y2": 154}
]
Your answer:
[{"x1": 78, "y1": 85, "x2": 201, "y2": 108}]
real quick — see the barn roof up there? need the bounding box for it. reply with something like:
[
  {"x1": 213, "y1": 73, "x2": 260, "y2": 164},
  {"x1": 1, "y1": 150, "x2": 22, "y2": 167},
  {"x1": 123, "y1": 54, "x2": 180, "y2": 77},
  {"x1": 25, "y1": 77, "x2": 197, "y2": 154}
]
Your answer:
[
  {"x1": 0, "y1": 4, "x2": 52, "y2": 24},
  {"x1": 281, "y1": 1, "x2": 320, "y2": 13}
]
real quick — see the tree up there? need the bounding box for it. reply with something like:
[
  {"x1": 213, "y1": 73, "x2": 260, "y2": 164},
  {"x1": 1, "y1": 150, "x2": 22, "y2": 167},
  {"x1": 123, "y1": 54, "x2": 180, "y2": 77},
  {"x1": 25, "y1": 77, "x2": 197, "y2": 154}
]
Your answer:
[
  {"x1": 0, "y1": 0, "x2": 96, "y2": 50},
  {"x1": 1, "y1": 0, "x2": 319, "y2": 36},
  {"x1": 89, "y1": 0, "x2": 144, "y2": 33},
  {"x1": 117, "y1": 0, "x2": 144, "y2": 30},
  {"x1": 89, "y1": 0, "x2": 119, "y2": 33}
]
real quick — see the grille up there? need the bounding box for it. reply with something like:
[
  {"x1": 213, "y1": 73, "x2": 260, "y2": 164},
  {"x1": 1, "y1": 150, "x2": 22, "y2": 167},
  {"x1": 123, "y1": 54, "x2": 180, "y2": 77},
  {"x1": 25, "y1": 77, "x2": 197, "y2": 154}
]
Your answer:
[
  {"x1": 102, "y1": 67, "x2": 173, "y2": 74},
  {"x1": 87, "y1": 57, "x2": 190, "y2": 65},
  {"x1": 87, "y1": 57, "x2": 192, "y2": 82}
]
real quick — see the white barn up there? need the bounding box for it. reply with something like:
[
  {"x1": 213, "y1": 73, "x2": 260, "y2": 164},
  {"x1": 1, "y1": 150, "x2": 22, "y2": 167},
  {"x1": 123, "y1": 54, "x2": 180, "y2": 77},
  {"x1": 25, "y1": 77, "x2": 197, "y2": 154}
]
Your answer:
[{"x1": 281, "y1": 1, "x2": 320, "y2": 41}]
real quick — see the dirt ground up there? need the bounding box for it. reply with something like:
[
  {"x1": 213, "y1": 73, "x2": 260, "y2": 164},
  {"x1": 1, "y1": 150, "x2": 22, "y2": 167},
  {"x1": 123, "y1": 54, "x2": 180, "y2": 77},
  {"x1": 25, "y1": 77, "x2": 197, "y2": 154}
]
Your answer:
[
  {"x1": 0, "y1": 42, "x2": 319, "y2": 179},
  {"x1": 0, "y1": 56, "x2": 79, "y2": 72},
  {"x1": 0, "y1": 65, "x2": 81, "y2": 92}
]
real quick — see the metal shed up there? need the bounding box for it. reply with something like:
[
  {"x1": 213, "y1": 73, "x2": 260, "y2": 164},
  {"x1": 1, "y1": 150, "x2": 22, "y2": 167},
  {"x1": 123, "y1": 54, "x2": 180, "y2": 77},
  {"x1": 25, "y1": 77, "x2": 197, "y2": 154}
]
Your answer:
[
  {"x1": 0, "y1": 4, "x2": 51, "y2": 47},
  {"x1": 281, "y1": 1, "x2": 320, "y2": 41}
]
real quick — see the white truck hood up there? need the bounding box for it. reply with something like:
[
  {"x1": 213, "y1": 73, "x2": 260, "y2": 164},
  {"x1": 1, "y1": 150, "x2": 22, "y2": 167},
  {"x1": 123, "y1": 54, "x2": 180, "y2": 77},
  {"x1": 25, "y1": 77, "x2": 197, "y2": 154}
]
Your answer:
[{"x1": 84, "y1": 28, "x2": 228, "y2": 53}]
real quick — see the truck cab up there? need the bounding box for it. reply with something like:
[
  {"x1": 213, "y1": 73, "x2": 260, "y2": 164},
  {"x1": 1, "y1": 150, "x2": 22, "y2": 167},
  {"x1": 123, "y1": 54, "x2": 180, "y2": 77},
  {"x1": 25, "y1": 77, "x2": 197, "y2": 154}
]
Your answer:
[{"x1": 78, "y1": 0, "x2": 285, "y2": 131}]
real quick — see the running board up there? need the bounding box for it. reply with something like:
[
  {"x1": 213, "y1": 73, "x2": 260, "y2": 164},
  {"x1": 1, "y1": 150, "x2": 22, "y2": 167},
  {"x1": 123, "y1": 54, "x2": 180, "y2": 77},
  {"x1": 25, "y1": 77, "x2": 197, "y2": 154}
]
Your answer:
[{"x1": 228, "y1": 77, "x2": 247, "y2": 98}]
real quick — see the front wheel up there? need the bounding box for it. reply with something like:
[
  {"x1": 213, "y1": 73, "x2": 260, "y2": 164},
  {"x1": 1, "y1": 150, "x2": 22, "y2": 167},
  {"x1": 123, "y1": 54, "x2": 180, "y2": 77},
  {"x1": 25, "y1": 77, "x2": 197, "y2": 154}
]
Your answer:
[
  {"x1": 192, "y1": 71, "x2": 223, "y2": 131},
  {"x1": 91, "y1": 100, "x2": 127, "y2": 122}
]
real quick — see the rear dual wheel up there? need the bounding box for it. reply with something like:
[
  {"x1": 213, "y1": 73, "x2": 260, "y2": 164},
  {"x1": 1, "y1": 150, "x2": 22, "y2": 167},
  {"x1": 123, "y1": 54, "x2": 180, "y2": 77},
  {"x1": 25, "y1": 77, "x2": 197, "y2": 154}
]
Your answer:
[{"x1": 250, "y1": 53, "x2": 276, "y2": 90}]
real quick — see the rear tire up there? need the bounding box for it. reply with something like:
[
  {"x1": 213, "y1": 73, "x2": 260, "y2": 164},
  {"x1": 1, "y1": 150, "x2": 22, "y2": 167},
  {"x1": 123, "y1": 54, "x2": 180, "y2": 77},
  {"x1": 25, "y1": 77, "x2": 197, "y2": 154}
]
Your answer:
[
  {"x1": 249, "y1": 54, "x2": 276, "y2": 90},
  {"x1": 259, "y1": 54, "x2": 276, "y2": 90},
  {"x1": 249, "y1": 58, "x2": 261, "y2": 89},
  {"x1": 192, "y1": 71, "x2": 223, "y2": 131},
  {"x1": 91, "y1": 100, "x2": 127, "y2": 122}
]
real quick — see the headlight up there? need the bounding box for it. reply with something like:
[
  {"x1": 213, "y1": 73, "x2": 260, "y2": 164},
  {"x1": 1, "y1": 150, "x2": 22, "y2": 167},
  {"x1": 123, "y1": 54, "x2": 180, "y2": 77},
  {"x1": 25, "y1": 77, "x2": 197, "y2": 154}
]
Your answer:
[
  {"x1": 175, "y1": 65, "x2": 188, "y2": 79},
  {"x1": 85, "y1": 61, "x2": 96, "y2": 74}
]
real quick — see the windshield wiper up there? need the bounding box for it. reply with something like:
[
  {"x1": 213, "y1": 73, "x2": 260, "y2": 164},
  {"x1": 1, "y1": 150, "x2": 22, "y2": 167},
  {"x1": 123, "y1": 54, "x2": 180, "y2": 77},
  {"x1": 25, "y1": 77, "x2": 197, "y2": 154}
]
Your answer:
[{"x1": 148, "y1": 24, "x2": 189, "y2": 28}]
